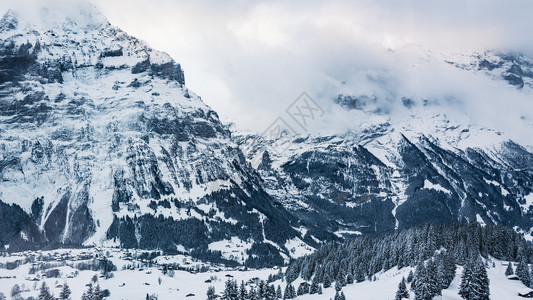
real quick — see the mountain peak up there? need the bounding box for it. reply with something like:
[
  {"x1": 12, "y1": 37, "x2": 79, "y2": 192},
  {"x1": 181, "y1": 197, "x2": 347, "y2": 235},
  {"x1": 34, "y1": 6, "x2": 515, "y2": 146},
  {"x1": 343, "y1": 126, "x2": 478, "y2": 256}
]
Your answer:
[{"x1": 1, "y1": 1, "x2": 109, "y2": 33}]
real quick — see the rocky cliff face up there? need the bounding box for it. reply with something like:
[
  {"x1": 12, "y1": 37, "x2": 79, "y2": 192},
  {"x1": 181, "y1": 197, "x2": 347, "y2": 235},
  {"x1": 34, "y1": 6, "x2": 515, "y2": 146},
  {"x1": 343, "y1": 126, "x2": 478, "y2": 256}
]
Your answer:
[
  {"x1": 0, "y1": 4, "x2": 310, "y2": 265},
  {"x1": 237, "y1": 123, "x2": 533, "y2": 241}
]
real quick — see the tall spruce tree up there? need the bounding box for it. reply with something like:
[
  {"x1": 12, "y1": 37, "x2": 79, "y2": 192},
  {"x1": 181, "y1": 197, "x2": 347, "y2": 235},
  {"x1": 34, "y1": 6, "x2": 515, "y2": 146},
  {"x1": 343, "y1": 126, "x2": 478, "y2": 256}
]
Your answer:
[
  {"x1": 310, "y1": 277, "x2": 320, "y2": 294},
  {"x1": 324, "y1": 275, "x2": 332, "y2": 288},
  {"x1": 59, "y1": 282, "x2": 72, "y2": 300},
  {"x1": 340, "y1": 291, "x2": 346, "y2": 300},
  {"x1": 505, "y1": 262, "x2": 514, "y2": 277},
  {"x1": 459, "y1": 263, "x2": 474, "y2": 300},
  {"x1": 426, "y1": 258, "x2": 441, "y2": 297},
  {"x1": 516, "y1": 258, "x2": 531, "y2": 287},
  {"x1": 395, "y1": 277, "x2": 409, "y2": 300},
  {"x1": 239, "y1": 281, "x2": 247, "y2": 300},
  {"x1": 346, "y1": 273, "x2": 354, "y2": 285},
  {"x1": 266, "y1": 284, "x2": 277, "y2": 300},
  {"x1": 223, "y1": 279, "x2": 239, "y2": 300},
  {"x1": 207, "y1": 286, "x2": 216, "y2": 300},
  {"x1": 297, "y1": 283, "x2": 309, "y2": 296},
  {"x1": 407, "y1": 270, "x2": 414, "y2": 283},
  {"x1": 460, "y1": 257, "x2": 490, "y2": 300},
  {"x1": 277, "y1": 285, "x2": 283, "y2": 299},
  {"x1": 334, "y1": 291, "x2": 341, "y2": 300},
  {"x1": 248, "y1": 287, "x2": 258, "y2": 300},
  {"x1": 471, "y1": 258, "x2": 490, "y2": 300},
  {"x1": 93, "y1": 285, "x2": 104, "y2": 300},
  {"x1": 335, "y1": 280, "x2": 342, "y2": 292},
  {"x1": 414, "y1": 261, "x2": 438, "y2": 300},
  {"x1": 283, "y1": 283, "x2": 296, "y2": 299},
  {"x1": 38, "y1": 282, "x2": 54, "y2": 300}
]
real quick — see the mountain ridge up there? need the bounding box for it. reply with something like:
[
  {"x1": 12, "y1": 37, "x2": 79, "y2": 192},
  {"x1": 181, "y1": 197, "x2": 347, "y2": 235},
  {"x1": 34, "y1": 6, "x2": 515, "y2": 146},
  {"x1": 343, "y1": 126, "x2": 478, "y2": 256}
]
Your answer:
[{"x1": 0, "y1": 3, "x2": 314, "y2": 265}]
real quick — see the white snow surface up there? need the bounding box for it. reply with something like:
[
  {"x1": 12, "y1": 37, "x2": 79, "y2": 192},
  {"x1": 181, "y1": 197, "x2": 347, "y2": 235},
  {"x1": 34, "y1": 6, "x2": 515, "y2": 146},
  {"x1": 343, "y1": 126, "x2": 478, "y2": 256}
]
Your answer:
[
  {"x1": 0, "y1": 250, "x2": 527, "y2": 300},
  {"x1": 523, "y1": 193, "x2": 533, "y2": 213},
  {"x1": 423, "y1": 179, "x2": 452, "y2": 195}
]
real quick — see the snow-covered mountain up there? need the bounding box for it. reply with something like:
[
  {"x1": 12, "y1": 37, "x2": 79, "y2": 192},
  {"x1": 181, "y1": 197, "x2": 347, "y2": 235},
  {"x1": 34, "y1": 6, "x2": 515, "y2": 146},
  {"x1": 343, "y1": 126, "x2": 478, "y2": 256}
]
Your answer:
[
  {"x1": 1, "y1": 2, "x2": 533, "y2": 268},
  {"x1": 234, "y1": 49, "x2": 533, "y2": 240},
  {"x1": 0, "y1": 3, "x2": 312, "y2": 264}
]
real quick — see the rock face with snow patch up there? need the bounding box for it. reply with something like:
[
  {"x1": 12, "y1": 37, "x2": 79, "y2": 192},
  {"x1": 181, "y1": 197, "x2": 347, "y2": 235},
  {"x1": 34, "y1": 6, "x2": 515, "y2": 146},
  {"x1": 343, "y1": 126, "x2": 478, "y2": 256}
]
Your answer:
[
  {"x1": 236, "y1": 109, "x2": 533, "y2": 240},
  {"x1": 0, "y1": 4, "x2": 305, "y2": 264}
]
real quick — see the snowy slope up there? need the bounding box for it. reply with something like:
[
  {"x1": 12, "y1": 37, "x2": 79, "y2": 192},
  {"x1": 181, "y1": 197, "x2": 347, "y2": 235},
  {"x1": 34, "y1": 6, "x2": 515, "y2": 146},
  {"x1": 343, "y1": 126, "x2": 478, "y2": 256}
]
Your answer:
[{"x1": 0, "y1": 249, "x2": 528, "y2": 300}]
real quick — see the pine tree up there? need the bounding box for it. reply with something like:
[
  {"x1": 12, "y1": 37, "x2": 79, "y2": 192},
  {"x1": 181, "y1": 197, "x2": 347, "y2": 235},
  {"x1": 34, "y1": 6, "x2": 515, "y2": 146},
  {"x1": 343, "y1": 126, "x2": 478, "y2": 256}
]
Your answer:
[
  {"x1": 207, "y1": 286, "x2": 216, "y2": 300},
  {"x1": 460, "y1": 257, "x2": 490, "y2": 300},
  {"x1": 297, "y1": 283, "x2": 309, "y2": 296},
  {"x1": 471, "y1": 258, "x2": 490, "y2": 300},
  {"x1": 442, "y1": 250, "x2": 457, "y2": 288},
  {"x1": 425, "y1": 258, "x2": 441, "y2": 297},
  {"x1": 82, "y1": 283, "x2": 94, "y2": 300},
  {"x1": 334, "y1": 291, "x2": 341, "y2": 300},
  {"x1": 335, "y1": 280, "x2": 342, "y2": 292},
  {"x1": 283, "y1": 283, "x2": 295, "y2": 299},
  {"x1": 337, "y1": 272, "x2": 346, "y2": 287},
  {"x1": 248, "y1": 287, "x2": 258, "y2": 300},
  {"x1": 93, "y1": 284, "x2": 104, "y2": 300},
  {"x1": 346, "y1": 273, "x2": 354, "y2": 285},
  {"x1": 530, "y1": 264, "x2": 533, "y2": 287},
  {"x1": 223, "y1": 279, "x2": 239, "y2": 300},
  {"x1": 323, "y1": 275, "x2": 332, "y2": 288},
  {"x1": 407, "y1": 270, "x2": 414, "y2": 283},
  {"x1": 265, "y1": 284, "x2": 276, "y2": 300},
  {"x1": 435, "y1": 253, "x2": 448, "y2": 289},
  {"x1": 459, "y1": 263, "x2": 474, "y2": 300},
  {"x1": 239, "y1": 281, "x2": 247, "y2": 300},
  {"x1": 355, "y1": 268, "x2": 365, "y2": 283},
  {"x1": 258, "y1": 280, "x2": 266, "y2": 298},
  {"x1": 310, "y1": 277, "x2": 320, "y2": 294},
  {"x1": 10, "y1": 284, "x2": 21, "y2": 300},
  {"x1": 516, "y1": 258, "x2": 531, "y2": 287},
  {"x1": 38, "y1": 282, "x2": 54, "y2": 300},
  {"x1": 59, "y1": 282, "x2": 72, "y2": 300},
  {"x1": 276, "y1": 285, "x2": 283, "y2": 299},
  {"x1": 414, "y1": 261, "x2": 438, "y2": 300},
  {"x1": 340, "y1": 291, "x2": 346, "y2": 300},
  {"x1": 505, "y1": 262, "x2": 514, "y2": 277},
  {"x1": 395, "y1": 277, "x2": 409, "y2": 300}
]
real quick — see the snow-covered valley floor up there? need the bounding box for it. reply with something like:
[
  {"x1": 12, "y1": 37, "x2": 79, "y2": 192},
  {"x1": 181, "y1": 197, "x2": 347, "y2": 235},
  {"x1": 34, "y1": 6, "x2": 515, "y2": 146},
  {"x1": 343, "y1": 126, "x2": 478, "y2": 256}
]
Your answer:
[{"x1": 0, "y1": 248, "x2": 529, "y2": 299}]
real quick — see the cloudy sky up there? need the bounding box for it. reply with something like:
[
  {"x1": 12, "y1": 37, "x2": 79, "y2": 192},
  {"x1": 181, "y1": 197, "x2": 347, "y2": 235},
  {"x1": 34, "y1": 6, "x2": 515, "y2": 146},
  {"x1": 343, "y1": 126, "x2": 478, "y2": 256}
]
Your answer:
[
  {"x1": 88, "y1": 0, "x2": 533, "y2": 132},
  {"x1": 1, "y1": 0, "x2": 533, "y2": 140}
]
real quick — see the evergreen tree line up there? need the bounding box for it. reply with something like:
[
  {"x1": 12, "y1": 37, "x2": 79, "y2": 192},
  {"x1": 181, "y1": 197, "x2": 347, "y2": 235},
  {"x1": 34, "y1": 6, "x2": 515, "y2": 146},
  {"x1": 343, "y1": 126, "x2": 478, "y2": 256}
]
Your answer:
[
  {"x1": 10, "y1": 275, "x2": 110, "y2": 300},
  {"x1": 214, "y1": 279, "x2": 284, "y2": 300},
  {"x1": 18, "y1": 281, "x2": 72, "y2": 300},
  {"x1": 395, "y1": 253, "x2": 490, "y2": 300},
  {"x1": 284, "y1": 223, "x2": 531, "y2": 297}
]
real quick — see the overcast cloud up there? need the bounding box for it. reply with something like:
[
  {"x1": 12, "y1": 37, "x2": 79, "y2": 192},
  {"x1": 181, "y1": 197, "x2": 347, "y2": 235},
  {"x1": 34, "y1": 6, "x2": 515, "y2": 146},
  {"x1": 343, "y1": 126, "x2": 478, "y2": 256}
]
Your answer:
[{"x1": 1, "y1": 0, "x2": 533, "y2": 143}]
